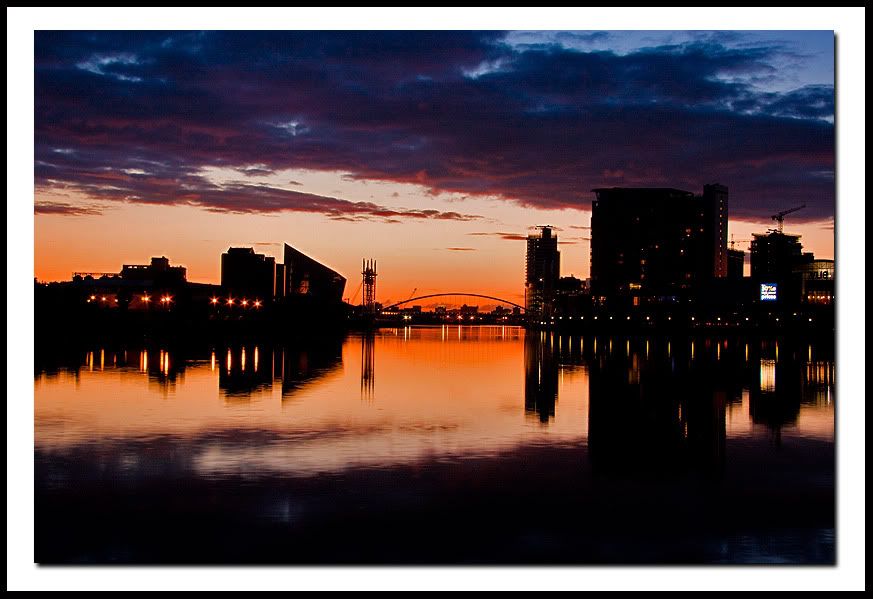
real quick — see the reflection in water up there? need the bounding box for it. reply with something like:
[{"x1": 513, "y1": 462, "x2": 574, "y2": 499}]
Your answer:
[
  {"x1": 216, "y1": 341, "x2": 343, "y2": 400},
  {"x1": 33, "y1": 328, "x2": 835, "y2": 565},
  {"x1": 524, "y1": 332, "x2": 558, "y2": 423},
  {"x1": 361, "y1": 332, "x2": 375, "y2": 401},
  {"x1": 34, "y1": 329, "x2": 833, "y2": 475}
]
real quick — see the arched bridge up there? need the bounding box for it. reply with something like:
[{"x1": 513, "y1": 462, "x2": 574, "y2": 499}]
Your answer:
[{"x1": 380, "y1": 293, "x2": 526, "y2": 312}]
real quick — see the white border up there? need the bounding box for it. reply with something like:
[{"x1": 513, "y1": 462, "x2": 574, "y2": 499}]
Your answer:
[{"x1": 8, "y1": 6, "x2": 865, "y2": 591}]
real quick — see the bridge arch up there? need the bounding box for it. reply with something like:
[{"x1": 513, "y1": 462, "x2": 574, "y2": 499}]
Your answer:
[{"x1": 380, "y1": 293, "x2": 526, "y2": 312}]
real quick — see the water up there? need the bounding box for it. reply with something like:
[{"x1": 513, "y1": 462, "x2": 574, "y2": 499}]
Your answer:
[{"x1": 34, "y1": 326, "x2": 835, "y2": 564}]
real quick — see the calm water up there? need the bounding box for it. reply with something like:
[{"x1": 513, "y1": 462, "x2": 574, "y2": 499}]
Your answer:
[{"x1": 35, "y1": 326, "x2": 835, "y2": 564}]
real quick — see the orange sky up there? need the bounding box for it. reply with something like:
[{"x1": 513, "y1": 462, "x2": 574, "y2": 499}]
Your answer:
[{"x1": 34, "y1": 169, "x2": 835, "y2": 305}]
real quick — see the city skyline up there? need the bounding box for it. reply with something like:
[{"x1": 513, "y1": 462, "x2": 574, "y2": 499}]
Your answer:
[
  {"x1": 34, "y1": 30, "x2": 835, "y2": 303},
  {"x1": 15, "y1": 5, "x2": 865, "y2": 587}
]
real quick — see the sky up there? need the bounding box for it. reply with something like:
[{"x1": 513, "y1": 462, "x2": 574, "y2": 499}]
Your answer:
[{"x1": 33, "y1": 30, "x2": 835, "y2": 305}]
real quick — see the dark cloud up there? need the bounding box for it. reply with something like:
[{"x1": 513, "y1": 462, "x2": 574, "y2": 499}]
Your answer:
[
  {"x1": 445, "y1": 247, "x2": 476, "y2": 251},
  {"x1": 468, "y1": 232, "x2": 528, "y2": 241},
  {"x1": 34, "y1": 31, "x2": 834, "y2": 221},
  {"x1": 34, "y1": 201, "x2": 104, "y2": 216}
]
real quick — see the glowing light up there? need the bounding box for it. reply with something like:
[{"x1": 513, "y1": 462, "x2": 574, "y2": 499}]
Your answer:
[
  {"x1": 254, "y1": 300, "x2": 262, "y2": 308},
  {"x1": 760, "y1": 359, "x2": 776, "y2": 391},
  {"x1": 142, "y1": 294, "x2": 150, "y2": 303},
  {"x1": 241, "y1": 299, "x2": 249, "y2": 307},
  {"x1": 210, "y1": 297, "x2": 219, "y2": 305},
  {"x1": 227, "y1": 297, "x2": 234, "y2": 306}
]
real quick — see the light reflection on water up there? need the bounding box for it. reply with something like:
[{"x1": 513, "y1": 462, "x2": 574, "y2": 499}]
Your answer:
[{"x1": 35, "y1": 327, "x2": 834, "y2": 477}]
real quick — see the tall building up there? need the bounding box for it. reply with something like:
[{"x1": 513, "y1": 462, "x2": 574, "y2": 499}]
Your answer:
[
  {"x1": 284, "y1": 243, "x2": 346, "y2": 303},
  {"x1": 703, "y1": 184, "x2": 729, "y2": 278},
  {"x1": 525, "y1": 226, "x2": 560, "y2": 318},
  {"x1": 590, "y1": 185, "x2": 729, "y2": 298},
  {"x1": 221, "y1": 247, "x2": 277, "y2": 301}
]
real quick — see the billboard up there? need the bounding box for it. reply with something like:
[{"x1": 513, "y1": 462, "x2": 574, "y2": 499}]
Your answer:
[{"x1": 760, "y1": 283, "x2": 778, "y2": 301}]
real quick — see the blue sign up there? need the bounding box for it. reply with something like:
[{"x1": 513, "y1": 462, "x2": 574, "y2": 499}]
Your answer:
[{"x1": 760, "y1": 283, "x2": 778, "y2": 301}]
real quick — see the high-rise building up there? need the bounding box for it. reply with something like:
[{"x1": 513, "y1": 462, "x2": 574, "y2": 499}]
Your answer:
[
  {"x1": 284, "y1": 243, "x2": 346, "y2": 303},
  {"x1": 525, "y1": 226, "x2": 560, "y2": 318},
  {"x1": 590, "y1": 185, "x2": 729, "y2": 298},
  {"x1": 221, "y1": 247, "x2": 277, "y2": 301},
  {"x1": 703, "y1": 184, "x2": 729, "y2": 278}
]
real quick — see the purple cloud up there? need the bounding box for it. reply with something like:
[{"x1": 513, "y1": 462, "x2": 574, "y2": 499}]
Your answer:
[{"x1": 35, "y1": 31, "x2": 834, "y2": 222}]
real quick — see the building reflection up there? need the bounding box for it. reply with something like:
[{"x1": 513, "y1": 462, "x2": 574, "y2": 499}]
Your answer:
[
  {"x1": 524, "y1": 331, "x2": 558, "y2": 423},
  {"x1": 218, "y1": 345, "x2": 274, "y2": 400},
  {"x1": 215, "y1": 339, "x2": 344, "y2": 400},
  {"x1": 361, "y1": 332, "x2": 375, "y2": 401},
  {"x1": 585, "y1": 337, "x2": 727, "y2": 475}
]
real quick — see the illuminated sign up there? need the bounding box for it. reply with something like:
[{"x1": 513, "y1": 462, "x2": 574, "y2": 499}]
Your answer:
[{"x1": 760, "y1": 283, "x2": 778, "y2": 301}]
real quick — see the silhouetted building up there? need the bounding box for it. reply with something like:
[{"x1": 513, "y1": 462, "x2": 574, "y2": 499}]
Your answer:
[
  {"x1": 284, "y1": 243, "x2": 346, "y2": 303},
  {"x1": 525, "y1": 226, "x2": 560, "y2": 318},
  {"x1": 590, "y1": 185, "x2": 728, "y2": 299},
  {"x1": 120, "y1": 256, "x2": 186, "y2": 287},
  {"x1": 221, "y1": 247, "x2": 277, "y2": 301},
  {"x1": 750, "y1": 231, "x2": 812, "y2": 280},
  {"x1": 275, "y1": 263, "x2": 286, "y2": 298},
  {"x1": 727, "y1": 248, "x2": 745, "y2": 280}
]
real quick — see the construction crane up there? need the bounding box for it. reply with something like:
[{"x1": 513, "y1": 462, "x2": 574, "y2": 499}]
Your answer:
[
  {"x1": 729, "y1": 234, "x2": 752, "y2": 250},
  {"x1": 771, "y1": 204, "x2": 805, "y2": 234}
]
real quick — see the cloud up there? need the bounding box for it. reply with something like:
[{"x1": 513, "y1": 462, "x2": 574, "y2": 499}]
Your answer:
[
  {"x1": 468, "y1": 231, "x2": 528, "y2": 241},
  {"x1": 445, "y1": 247, "x2": 476, "y2": 251},
  {"x1": 34, "y1": 201, "x2": 104, "y2": 216},
  {"x1": 34, "y1": 31, "x2": 834, "y2": 222}
]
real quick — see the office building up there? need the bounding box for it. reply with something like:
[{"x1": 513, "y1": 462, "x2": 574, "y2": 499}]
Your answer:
[
  {"x1": 284, "y1": 243, "x2": 346, "y2": 303},
  {"x1": 590, "y1": 185, "x2": 728, "y2": 298},
  {"x1": 525, "y1": 226, "x2": 560, "y2": 318}
]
